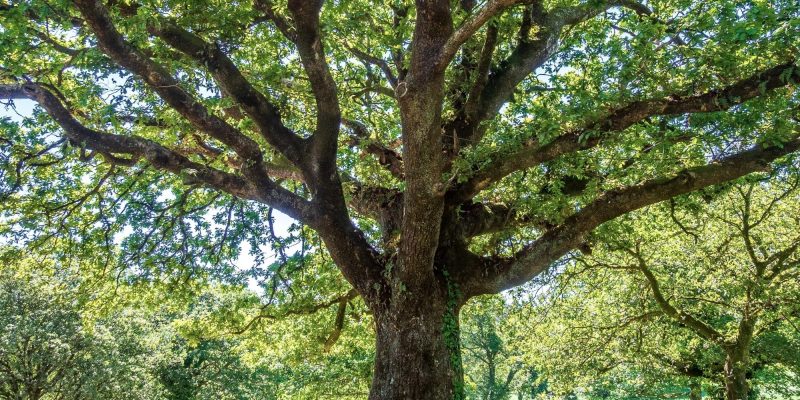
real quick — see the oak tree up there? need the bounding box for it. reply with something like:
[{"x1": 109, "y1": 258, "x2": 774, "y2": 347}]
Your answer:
[{"x1": 1, "y1": 0, "x2": 799, "y2": 398}]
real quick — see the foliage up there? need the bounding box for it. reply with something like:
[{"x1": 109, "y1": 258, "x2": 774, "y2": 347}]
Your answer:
[
  {"x1": 2, "y1": 0, "x2": 800, "y2": 397},
  {"x1": 0, "y1": 268, "x2": 164, "y2": 400},
  {"x1": 0, "y1": 255, "x2": 293, "y2": 400},
  {"x1": 461, "y1": 296, "x2": 547, "y2": 400},
  {"x1": 521, "y1": 178, "x2": 800, "y2": 398}
]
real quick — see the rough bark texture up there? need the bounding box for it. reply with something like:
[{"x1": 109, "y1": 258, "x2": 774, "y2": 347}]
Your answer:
[
  {"x1": 723, "y1": 352, "x2": 749, "y2": 400},
  {"x1": 370, "y1": 296, "x2": 465, "y2": 399}
]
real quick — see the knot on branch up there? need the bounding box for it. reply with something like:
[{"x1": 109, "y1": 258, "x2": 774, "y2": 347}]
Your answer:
[{"x1": 395, "y1": 82, "x2": 408, "y2": 98}]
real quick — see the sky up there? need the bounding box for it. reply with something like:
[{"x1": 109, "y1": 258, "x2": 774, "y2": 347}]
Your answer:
[{"x1": 1, "y1": 98, "x2": 35, "y2": 123}]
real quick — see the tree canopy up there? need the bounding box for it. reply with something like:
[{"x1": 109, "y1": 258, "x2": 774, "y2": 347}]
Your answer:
[{"x1": 1, "y1": 0, "x2": 799, "y2": 398}]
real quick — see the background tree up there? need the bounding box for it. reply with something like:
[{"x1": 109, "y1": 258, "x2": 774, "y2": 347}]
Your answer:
[
  {"x1": 2, "y1": 0, "x2": 800, "y2": 397},
  {"x1": 168, "y1": 275, "x2": 376, "y2": 399},
  {"x1": 0, "y1": 275, "x2": 90, "y2": 400},
  {"x1": 0, "y1": 269, "x2": 166, "y2": 400},
  {"x1": 155, "y1": 338, "x2": 278, "y2": 400},
  {"x1": 461, "y1": 297, "x2": 546, "y2": 400},
  {"x1": 0, "y1": 251, "x2": 304, "y2": 400},
  {"x1": 523, "y1": 178, "x2": 800, "y2": 399}
]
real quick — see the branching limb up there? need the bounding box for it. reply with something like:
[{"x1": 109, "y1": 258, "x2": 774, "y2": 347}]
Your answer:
[
  {"x1": 1, "y1": 83, "x2": 260, "y2": 203},
  {"x1": 459, "y1": 202, "x2": 546, "y2": 238},
  {"x1": 438, "y1": 0, "x2": 527, "y2": 70},
  {"x1": 471, "y1": 0, "x2": 621, "y2": 128},
  {"x1": 343, "y1": 45, "x2": 399, "y2": 89},
  {"x1": 31, "y1": 29, "x2": 85, "y2": 57},
  {"x1": 287, "y1": 0, "x2": 342, "y2": 181},
  {"x1": 253, "y1": 0, "x2": 296, "y2": 40},
  {"x1": 463, "y1": 22, "x2": 499, "y2": 121},
  {"x1": 408, "y1": 0, "x2": 453, "y2": 79},
  {"x1": 461, "y1": 137, "x2": 800, "y2": 296},
  {"x1": 231, "y1": 289, "x2": 358, "y2": 335},
  {"x1": 390, "y1": 4, "x2": 410, "y2": 82},
  {"x1": 450, "y1": 61, "x2": 800, "y2": 203},
  {"x1": 270, "y1": 2, "x2": 386, "y2": 300},
  {"x1": 71, "y1": 1, "x2": 387, "y2": 293},
  {"x1": 150, "y1": 19, "x2": 306, "y2": 165},
  {"x1": 70, "y1": 0, "x2": 324, "y2": 223},
  {"x1": 343, "y1": 119, "x2": 404, "y2": 179},
  {"x1": 323, "y1": 290, "x2": 357, "y2": 352},
  {"x1": 73, "y1": 0, "x2": 263, "y2": 162},
  {"x1": 470, "y1": 0, "x2": 683, "y2": 140},
  {"x1": 630, "y1": 245, "x2": 726, "y2": 343}
]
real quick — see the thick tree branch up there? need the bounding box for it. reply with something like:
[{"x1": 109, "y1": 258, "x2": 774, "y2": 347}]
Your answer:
[
  {"x1": 459, "y1": 147, "x2": 647, "y2": 223},
  {"x1": 150, "y1": 19, "x2": 306, "y2": 165},
  {"x1": 343, "y1": 119, "x2": 404, "y2": 179},
  {"x1": 381, "y1": 0, "x2": 456, "y2": 297},
  {"x1": 73, "y1": 0, "x2": 263, "y2": 162},
  {"x1": 462, "y1": 137, "x2": 800, "y2": 296},
  {"x1": 471, "y1": 0, "x2": 665, "y2": 137},
  {"x1": 438, "y1": 0, "x2": 526, "y2": 70},
  {"x1": 287, "y1": 0, "x2": 342, "y2": 181},
  {"x1": 463, "y1": 22, "x2": 499, "y2": 121},
  {"x1": 0, "y1": 85, "x2": 27, "y2": 99},
  {"x1": 252, "y1": 0, "x2": 296, "y2": 40},
  {"x1": 270, "y1": 2, "x2": 386, "y2": 302},
  {"x1": 1, "y1": 83, "x2": 261, "y2": 203},
  {"x1": 408, "y1": 0, "x2": 453, "y2": 79},
  {"x1": 72, "y1": 0, "x2": 322, "y2": 224},
  {"x1": 450, "y1": 62, "x2": 800, "y2": 203}
]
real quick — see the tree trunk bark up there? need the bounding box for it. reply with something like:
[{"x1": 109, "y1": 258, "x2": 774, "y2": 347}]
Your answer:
[
  {"x1": 689, "y1": 380, "x2": 702, "y2": 400},
  {"x1": 723, "y1": 353, "x2": 749, "y2": 400},
  {"x1": 368, "y1": 294, "x2": 464, "y2": 400},
  {"x1": 486, "y1": 353, "x2": 496, "y2": 400}
]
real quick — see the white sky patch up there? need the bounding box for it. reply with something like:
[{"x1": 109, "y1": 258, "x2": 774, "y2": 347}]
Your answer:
[
  {"x1": 235, "y1": 209, "x2": 297, "y2": 295},
  {"x1": 1, "y1": 99, "x2": 36, "y2": 122}
]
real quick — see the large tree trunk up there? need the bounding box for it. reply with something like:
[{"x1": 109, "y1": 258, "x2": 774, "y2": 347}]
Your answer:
[
  {"x1": 369, "y1": 293, "x2": 464, "y2": 400},
  {"x1": 723, "y1": 353, "x2": 749, "y2": 400}
]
